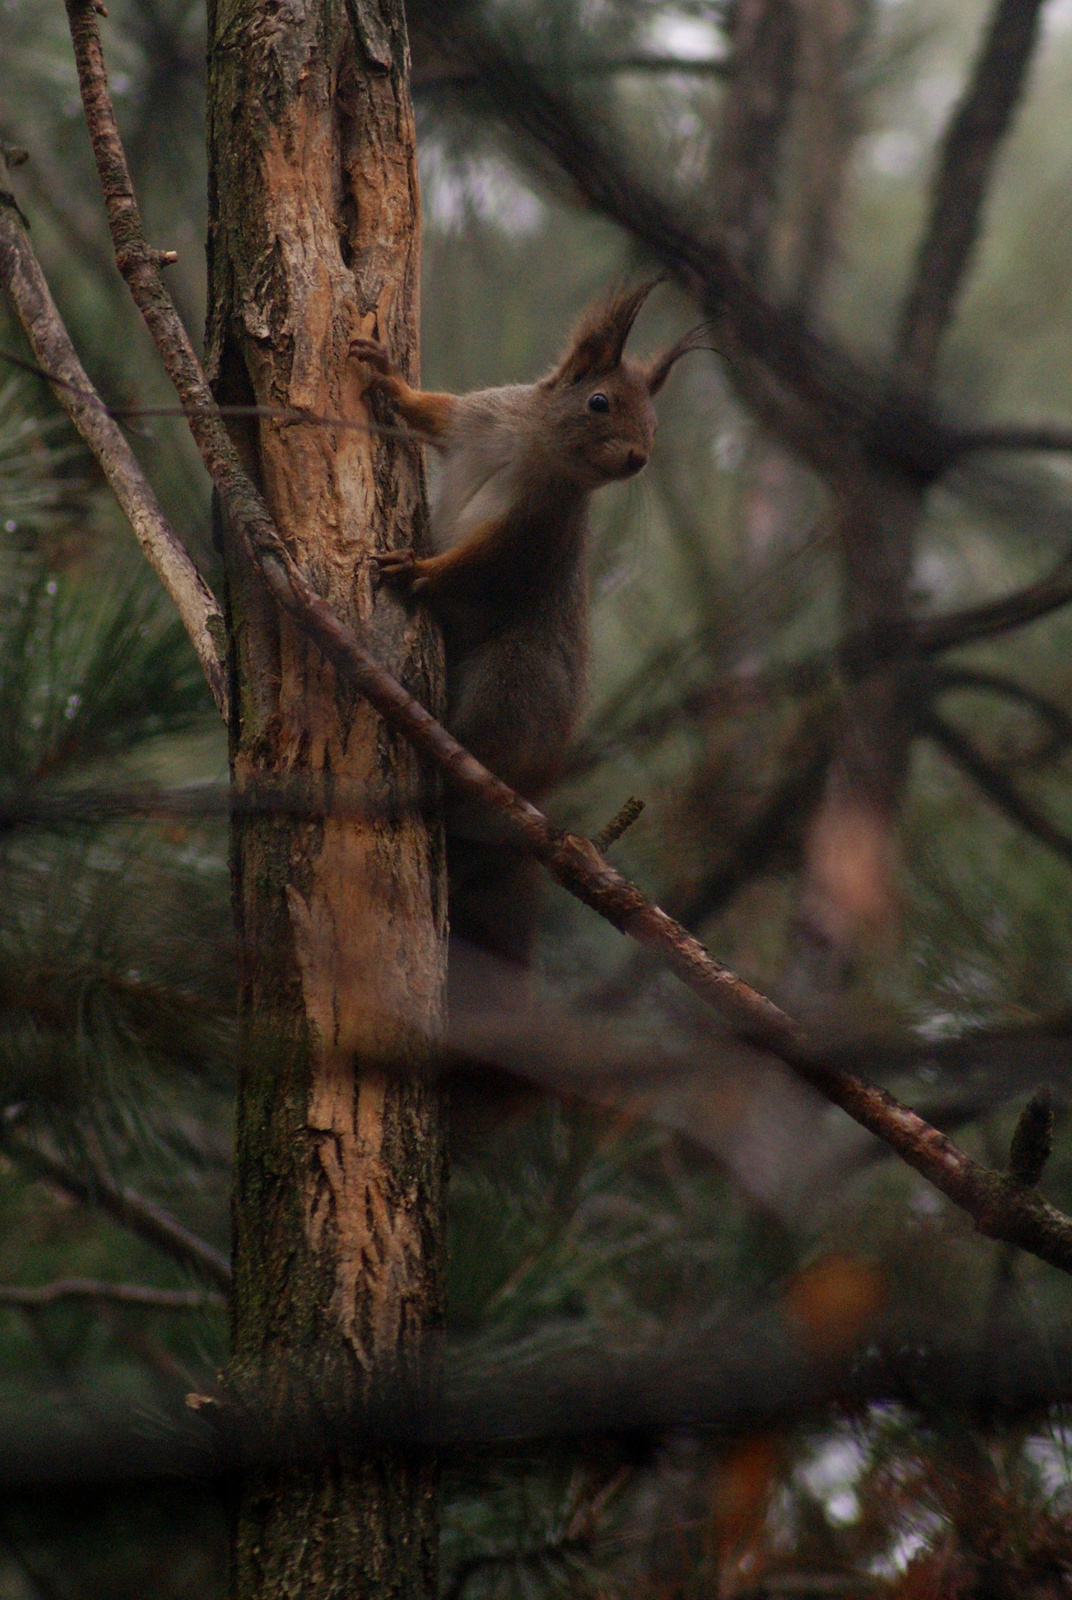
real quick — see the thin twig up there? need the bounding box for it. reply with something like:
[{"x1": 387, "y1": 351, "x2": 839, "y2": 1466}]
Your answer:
[
  {"x1": 593, "y1": 796, "x2": 644, "y2": 852},
  {"x1": 0, "y1": 778, "x2": 434, "y2": 827},
  {"x1": 952, "y1": 425, "x2": 1072, "y2": 457},
  {"x1": 931, "y1": 665, "x2": 1072, "y2": 767},
  {"x1": 62, "y1": 0, "x2": 1072, "y2": 1280},
  {"x1": 414, "y1": 54, "x2": 730, "y2": 93},
  {"x1": 0, "y1": 344, "x2": 412, "y2": 441},
  {"x1": 0, "y1": 1278, "x2": 225, "y2": 1310},
  {"x1": 922, "y1": 705, "x2": 1072, "y2": 869},
  {"x1": 4, "y1": 1137, "x2": 231, "y2": 1292},
  {"x1": 0, "y1": 154, "x2": 228, "y2": 721}
]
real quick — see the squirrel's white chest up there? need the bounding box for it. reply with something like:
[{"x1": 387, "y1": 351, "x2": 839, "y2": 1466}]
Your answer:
[{"x1": 428, "y1": 385, "x2": 541, "y2": 552}]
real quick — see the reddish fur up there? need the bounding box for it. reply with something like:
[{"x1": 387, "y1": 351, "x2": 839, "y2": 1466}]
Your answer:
[{"x1": 349, "y1": 287, "x2": 704, "y2": 975}]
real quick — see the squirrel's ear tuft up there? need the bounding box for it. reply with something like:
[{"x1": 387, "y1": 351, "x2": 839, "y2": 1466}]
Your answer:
[
  {"x1": 646, "y1": 323, "x2": 713, "y2": 394},
  {"x1": 543, "y1": 278, "x2": 663, "y2": 387}
]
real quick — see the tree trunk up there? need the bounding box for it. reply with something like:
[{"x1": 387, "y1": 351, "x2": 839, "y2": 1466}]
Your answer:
[{"x1": 205, "y1": 3, "x2": 446, "y2": 1597}]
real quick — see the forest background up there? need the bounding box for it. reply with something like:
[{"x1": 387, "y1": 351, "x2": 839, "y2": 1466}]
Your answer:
[{"x1": 4, "y1": 0, "x2": 1072, "y2": 1594}]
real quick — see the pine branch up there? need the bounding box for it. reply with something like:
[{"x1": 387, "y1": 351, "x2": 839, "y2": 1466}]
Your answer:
[
  {"x1": 931, "y1": 665, "x2": 1072, "y2": 766},
  {"x1": 3, "y1": 1136, "x2": 231, "y2": 1292},
  {"x1": 0, "y1": 152, "x2": 228, "y2": 721},
  {"x1": 951, "y1": 425, "x2": 1072, "y2": 457},
  {"x1": 921, "y1": 705, "x2": 1072, "y2": 870},
  {"x1": 0, "y1": 1278, "x2": 225, "y2": 1310},
  {"x1": 408, "y1": 0, "x2": 947, "y2": 486},
  {"x1": 60, "y1": 0, "x2": 1072, "y2": 1281},
  {"x1": 896, "y1": 0, "x2": 1048, "y2": 388},
  {"x1": 413, "y1": 54, "x2": 730, "y2": 92},
  {"x1": 0, "y1": 778, "x2": 429, "y2": 826}
]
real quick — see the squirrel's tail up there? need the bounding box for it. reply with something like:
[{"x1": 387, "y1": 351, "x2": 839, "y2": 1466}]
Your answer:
[
  {"x1": 446, "y1": 830, "x2": 540, "y2": 969},
  {"x1": 444, "y1": 818, "x2": 545, "y2": 1152}
]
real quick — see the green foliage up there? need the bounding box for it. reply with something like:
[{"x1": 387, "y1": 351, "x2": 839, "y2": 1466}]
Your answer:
[
  {"x1": 0, "y1": 361, "x2": 230, "y2": 1596},
  {"x1": 6, "y1": 0, "x2": 1072, "y2": 1592}
]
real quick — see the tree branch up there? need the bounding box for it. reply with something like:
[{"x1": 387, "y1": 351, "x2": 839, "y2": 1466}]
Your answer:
[
  {"x1": 694, "y1": 550, "x2": 1072, "y2": 723},
  {"x1": 931, "y1": 665, "x2": 1072, "y2": 766},
  {"x1": 4, "y1": 1137, "x2": 232, "y2": 1292},
  {"x1": 61, "y1": 0, "x2": 1072, "y2": 1280},
  {"x1": 0, "y1": 1278, "x2": 225, "y2": 1311},
  {"x1": 896, "y1": 0, "x2": 1048, "y2": 388},
  {"x1": 0, "y1": 152, "x2": 228, "y2": 722},
  {"x1": 949, "y1": 425, "x2": 1072, "y2": 457},
  {"x1": 413, "y1": 54, "x2": 730, "y2": 93},
  {"x1": 709, "y1": 0, "x2": 796, "y2": 282},
  {"x1": 408, "y1": 0, "x2": 949, "y2": 486},
  {"x1": 921, "y1": 705, "x2": 1072, "y2": 870},
  {"x1": 0, "y1": 778, "x2": 430, "y2": 827}
]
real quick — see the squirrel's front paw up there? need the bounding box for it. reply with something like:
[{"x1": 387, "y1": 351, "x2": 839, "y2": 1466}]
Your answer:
[
  {"x1": 371, "y1": 548, "x2": 419, "y2": 591},
  {"x1": 349, "y1": 337, "x2": 393, "y2": 376}
]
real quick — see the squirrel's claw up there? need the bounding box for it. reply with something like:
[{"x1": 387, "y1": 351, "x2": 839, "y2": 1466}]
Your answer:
[
  {"x1": 349, "y1": 336, "x2": 393, "y2": 375},
  {"x1": 371, "y1": 548, "x2": 419, "y2": 590}
]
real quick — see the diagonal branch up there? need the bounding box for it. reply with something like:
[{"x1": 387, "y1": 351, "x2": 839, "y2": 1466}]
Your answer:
[
  {"x1": 0, "y1": 152, "x2": 228, "y2": 722},
  {"x1": 896, "y1": 0, "x2": 1048, "y2": 388},
  {"x1": 931, "y1": 665, "x2": 1072, "y2": 766},
  {"x1": 4, "y1": 1137, "x2": 232, "y2": 1292},
  {"x1": 408, "y1": 0, "x2": 949, "y2": 486},
  {"x1": 709, "y1": 0, "x2": 797, "y2": 283},
  {"x1": 61, "y1": 0, "x2": 1072, "y2": 1280},
  {"x1": 921, "y1": 704, "x2": 1072, "y2": 869}
]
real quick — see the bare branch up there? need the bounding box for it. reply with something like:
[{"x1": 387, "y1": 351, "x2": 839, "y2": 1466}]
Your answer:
[
  {"x1": 0, "y1": 344, "x2": 412, "y2": 442},
  {"x1": 592, "y1": 796, "x2": 645, "y2": 853},
  {"x1": 709, "y1": 0, "x2": 796, "y2": 282},
  {"x1": 0, "y1": 154, "x2": 228, "y2": 722},
  {"x1": 1007, "y1": 1087, "x2": 1054, "y2": 1188},
  {"x1": 414, "y1": 54, "x2": 730, "y2": 92},
  {"x1": 0, "y1": 1278, "x2": 225, "y2": 1311},
  {"x1": 4, "y1": 1137, "x2": 232, "y2": 1292},
  {"x1": 691, "y1": 551, "x2": 1072, "y2": 722},
  {"x1": 921, "y1": 705, "x2": 1072, "y2": 869},
  {"x1": 61, "y1": 0, "x2": 1072, "y2": 1280},
  {"x1": 948, "y1": 424, "x2": 1072, "y2": 457},
  {"x1": 0, "y1": 778, "x2": 435, "y2": 827},
  {"x1": 931, "y1": 665, "x2": 1072, "y2": 766},
  {"x1": 897, "y1": 0, "x2": 1048, "y2": 388},
  {"x1": 407, "y1": 0, "x2": 948, "y2": 486}
]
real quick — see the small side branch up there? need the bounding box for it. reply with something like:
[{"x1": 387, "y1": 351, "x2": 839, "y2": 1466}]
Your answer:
[
  {"x1": 921, "y1": 705, "x2": 1072, "y2": 870},
  {"x1": 4, "y1": 1138, "x2": 232, "y2": 1292},
  {"x1": 1008, "y1": 1087, "x2": 1054, "y2": 1188},
  {"x1": 62, "y1": 0, "x2": 1072, "y2": 1281},
  {"x1": 0, "y1": 1278, "x2": 225, "y2": 1311},
  {"x1": 593, "y1": 796, "x2": 644, "y2": 853},
  {"x1": 0, "y1": 151, "x2": 228, "y2": 722}
]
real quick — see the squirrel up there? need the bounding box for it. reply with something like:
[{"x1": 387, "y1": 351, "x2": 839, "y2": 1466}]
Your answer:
[{"x1": 351, "y1": 280, "x2": 703, "y2": 969}]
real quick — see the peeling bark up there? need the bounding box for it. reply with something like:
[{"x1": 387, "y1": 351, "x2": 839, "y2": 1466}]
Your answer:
[{"x1": 205, "y1": 2, "x2": 446, "y2": 1595}]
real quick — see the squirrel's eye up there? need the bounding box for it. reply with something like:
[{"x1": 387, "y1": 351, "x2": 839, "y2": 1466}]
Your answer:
[{"x1": 587, "y1": 392, "x2": 610, "y2": 414}]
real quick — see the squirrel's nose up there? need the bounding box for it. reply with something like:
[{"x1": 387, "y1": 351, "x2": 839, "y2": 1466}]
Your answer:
[{"x1": 625, "y1": 449, "x2": 648, "y2": 475}]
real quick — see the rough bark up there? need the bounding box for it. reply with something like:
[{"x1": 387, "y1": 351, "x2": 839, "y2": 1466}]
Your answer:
[{"x1": 204, "y1": 3, "x2": 446, "y2": 1596}]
